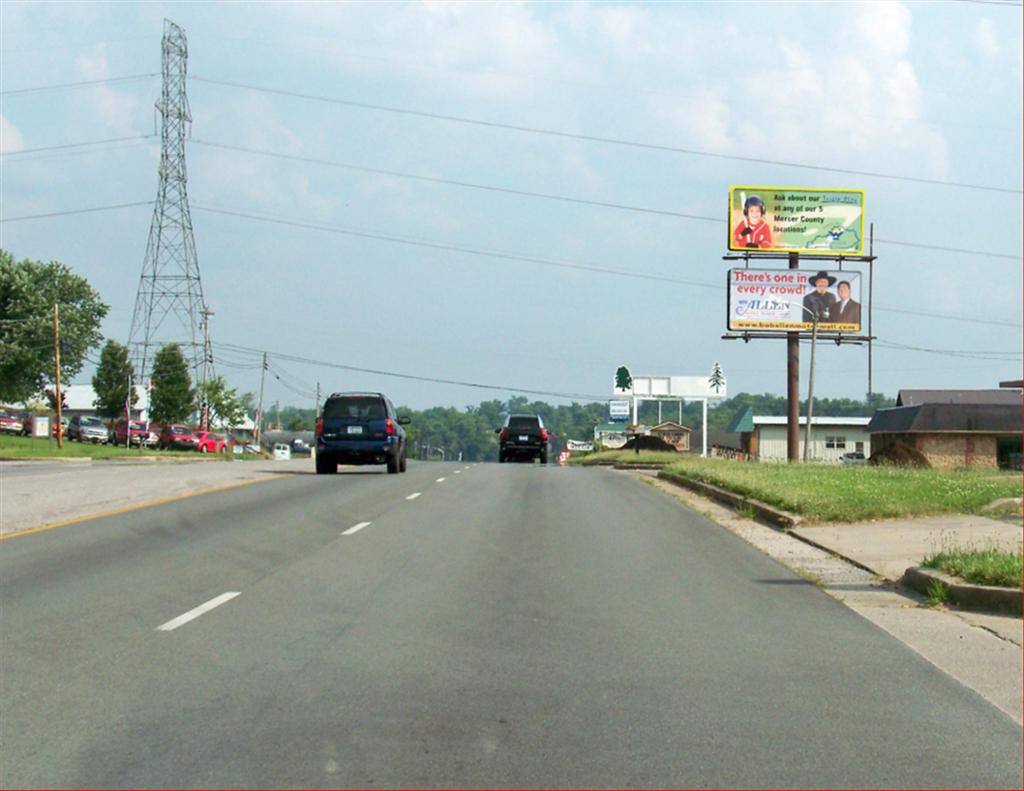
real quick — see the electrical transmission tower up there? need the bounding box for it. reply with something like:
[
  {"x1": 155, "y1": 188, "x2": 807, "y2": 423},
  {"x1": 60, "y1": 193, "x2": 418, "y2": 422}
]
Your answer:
[{"x1": 128, "y1": 19, "x2": 207, "y2": 386}]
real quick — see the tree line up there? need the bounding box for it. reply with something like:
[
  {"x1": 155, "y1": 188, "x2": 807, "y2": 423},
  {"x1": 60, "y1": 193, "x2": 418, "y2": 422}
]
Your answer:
[{"x1": 275, "y1": 392, "x2": 893, "y2": 463}]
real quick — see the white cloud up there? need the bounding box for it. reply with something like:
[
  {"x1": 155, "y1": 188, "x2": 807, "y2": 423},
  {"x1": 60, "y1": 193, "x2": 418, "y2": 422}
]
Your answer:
[
  {"x1": 0, "y1": 115, "x2": 25, "y2": 154},
  {"x1": 74, "y1": 44, "x2": 139, "y2": 132},
  {"x1": 975, "y1": 18, "x2": 1000, "y2": 60},
  {"x1": 854, "y1": 0, "x2": 912, "y2": 56}
]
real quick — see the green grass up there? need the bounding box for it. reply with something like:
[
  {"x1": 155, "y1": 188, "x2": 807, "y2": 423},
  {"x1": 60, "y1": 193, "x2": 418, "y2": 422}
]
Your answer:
[
  {"x1": 578, "y1": 453, "x2": 1022, "y2": 522},
  {"x1": 570, "y1": 450, "x2": 679, "y2": 466},
  {"x1": 922, "y1": 547, "x2": 1023, "y2": 589},
  {"x1": 0, "y1": 434, "x2": 221, "y2": 460},
  {"x1": 926, "y1": 580, "x2": 951, "y2": 606}
]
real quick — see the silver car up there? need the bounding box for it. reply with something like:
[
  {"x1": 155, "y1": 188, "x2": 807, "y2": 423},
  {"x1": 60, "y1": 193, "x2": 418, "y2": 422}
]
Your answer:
[{"x1": 68, "y1": 415, "x2": 110, "y2": 444}]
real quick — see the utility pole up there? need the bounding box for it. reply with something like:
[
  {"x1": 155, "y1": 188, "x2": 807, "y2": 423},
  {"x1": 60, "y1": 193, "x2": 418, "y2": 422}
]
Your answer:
[
  {"x1": 53, "y1": 303, "x2": 63, "y2": 449},
  {"x1": 199, "y1": 305, "x2": 214, "y2": 430},
  {"x1": 803, "y1": 310, "x2": 820, "y2": 462},
  {"x1": 786, "y1": 251, "x2": 800, "y2": 463},
  {"x1": 315, "y1": 382, "x2": 320, "y2": 418},
  {"x1": 125, "y1": 370, "x2": 132, "y2": 449},
  {"x1": 255, "y1": 352, "x2": 267, "y2": 450}
]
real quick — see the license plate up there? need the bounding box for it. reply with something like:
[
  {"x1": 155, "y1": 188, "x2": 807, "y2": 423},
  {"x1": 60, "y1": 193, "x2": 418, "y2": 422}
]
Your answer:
[
  {"x1": 519, "y1": 435, "x2": 529, "y2": 441},
  {"x1": 347, "y1": 426, "x2": 363, "y2": 434}
]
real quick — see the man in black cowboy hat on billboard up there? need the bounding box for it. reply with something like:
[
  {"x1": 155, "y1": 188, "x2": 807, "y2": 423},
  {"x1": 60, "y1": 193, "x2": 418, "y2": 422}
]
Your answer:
[{"x1": 802, "y1": 271, "x2": 837, "y2": 322}]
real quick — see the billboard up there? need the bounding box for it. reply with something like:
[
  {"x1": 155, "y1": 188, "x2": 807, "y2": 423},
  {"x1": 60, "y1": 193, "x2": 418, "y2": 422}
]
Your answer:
[
  {"x1": 728, "y1": 268, "x2": 862, "y2": 332},
  {"x1": 728, "y1": 187, "x2": 865, "y2": 255},
  {"x1": 621, "y1": 373, "x2": 727, "y2": 399}
]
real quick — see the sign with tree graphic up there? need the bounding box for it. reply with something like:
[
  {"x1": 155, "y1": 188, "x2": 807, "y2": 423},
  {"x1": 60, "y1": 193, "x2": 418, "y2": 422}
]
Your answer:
[
  {"x1": 613, "y1": 366, "x2": 633, "y2": 394},
  {"x1": 708, "y1": 362, "x2": 726, "y2": 394}
]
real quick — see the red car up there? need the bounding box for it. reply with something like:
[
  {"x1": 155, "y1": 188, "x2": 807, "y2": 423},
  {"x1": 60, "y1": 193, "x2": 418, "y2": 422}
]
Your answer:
[
  {"x1": 158, "y1": 424, "x2": 199, "y2": 450},
  {"x1": 194, "y1": 431, "x2": 228, "y2": 453},
  {"x1": 111, "y1": 419, "x2": 159, "y2": 447},
  {"x1": 0, "y1": 408, "x2": 25, "y2": 435}
]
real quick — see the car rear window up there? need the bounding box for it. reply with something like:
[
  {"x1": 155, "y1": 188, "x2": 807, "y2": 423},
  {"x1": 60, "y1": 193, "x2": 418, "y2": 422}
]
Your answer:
[
  {"x1": 82, "y1": 417, "x2": 105, "y2": 426},
  {"x1": 324, "y1": 397, "x2": 386, "y2": 420},
  {"x1": 508, "y1": 416, "x2": 540, "y2": 430}
]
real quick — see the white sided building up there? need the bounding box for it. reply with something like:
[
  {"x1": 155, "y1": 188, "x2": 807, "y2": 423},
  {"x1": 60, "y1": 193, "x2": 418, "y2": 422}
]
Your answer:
[{"x1": 751, "y1": 416, "x2": 871, "y2": 462}]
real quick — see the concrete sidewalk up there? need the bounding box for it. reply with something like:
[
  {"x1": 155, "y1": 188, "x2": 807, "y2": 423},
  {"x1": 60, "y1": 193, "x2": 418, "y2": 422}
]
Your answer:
[
  {"x1": 0, "y1": 457, "x2": 314, "y2": 537},
  {"x1": 791, "y1": 516, "x2": 1022, "y2": 582}
]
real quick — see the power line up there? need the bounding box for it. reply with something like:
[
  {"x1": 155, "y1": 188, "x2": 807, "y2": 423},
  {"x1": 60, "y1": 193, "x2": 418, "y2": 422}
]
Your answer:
[
  {"x1": 214, "y1": 341, "x2": 611, "y2": 402},
  {"x1": 191, "y1": 200, "x2": 1022, "y2": 329},
  {"x1": 0, "y1": 201, "x2": 154, "y2": 223},
  {"x1": 190, "y1": 75, "x2": 1022, "y2": 196},
  {"x1": 0, "y1": 134, "x2": 157, "y2": 158},
  {"x1": 0, "y1": 73, "x2": 159, "y2": 96},
  {"x1": 190, "y1": 138, "x2": 1019, "y2": 262}
]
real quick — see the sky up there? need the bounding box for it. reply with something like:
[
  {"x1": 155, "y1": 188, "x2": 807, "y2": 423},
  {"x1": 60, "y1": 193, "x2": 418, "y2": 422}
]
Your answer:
[{"x1": 2, "y1": 0, "x2": 1022, "y2": 412}]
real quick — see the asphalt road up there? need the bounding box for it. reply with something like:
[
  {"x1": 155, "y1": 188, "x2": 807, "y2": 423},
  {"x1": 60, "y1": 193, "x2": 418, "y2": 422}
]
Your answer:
[{"x1": 2, "y1": 462, "x2": 1021, "y2": 789}]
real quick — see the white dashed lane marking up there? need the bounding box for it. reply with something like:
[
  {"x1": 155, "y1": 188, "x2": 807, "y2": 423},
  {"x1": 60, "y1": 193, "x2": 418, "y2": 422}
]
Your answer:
[
  {"x1": 406, "y1": 492, "x2": 422, "y2": 500},
  {"x1": 157, "y1": 592, "x2": 241, "y2": 632},
  {"x1": 342, "y1": 521, "x2": 372, "y2": 536},
  {"x1": 436, "y1": 477, "x2": 446, "y2": 483}
]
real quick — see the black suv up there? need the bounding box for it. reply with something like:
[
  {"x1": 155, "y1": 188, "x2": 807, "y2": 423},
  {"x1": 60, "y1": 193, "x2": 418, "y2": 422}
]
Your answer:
[
  {"x1": 497, "y1": 414, "x2": 550, "y2": 464},
  {"x1": 315, "y1": 392, "x2": 410, "y2": 474}
]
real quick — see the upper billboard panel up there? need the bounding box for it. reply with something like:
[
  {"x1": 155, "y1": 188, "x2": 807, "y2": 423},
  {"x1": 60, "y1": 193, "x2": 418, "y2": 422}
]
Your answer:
[{"x1": 728, "y1": 187, "x2": 865, "y2": 255}]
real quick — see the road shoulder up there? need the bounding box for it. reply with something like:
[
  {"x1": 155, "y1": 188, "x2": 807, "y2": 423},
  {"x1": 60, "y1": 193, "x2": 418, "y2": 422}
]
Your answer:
[{"x1": 630, "y1": 469, "x2": 1023, "y2": 726}]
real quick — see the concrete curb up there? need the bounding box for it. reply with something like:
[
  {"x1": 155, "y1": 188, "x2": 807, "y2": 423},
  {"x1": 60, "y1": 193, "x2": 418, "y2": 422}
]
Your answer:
[
  {"x1": 613, "y1": 463, "x2": 667, "y2": 470},
  {"x1": 657, "y1": 470, "x2": 801, "y2": 529},
  {"x1": 901, "y1": 566, "x2": 1022, "y2": 616},
  {"x1": 0, "y1": 456, "x2": 93, "y2": 464}
]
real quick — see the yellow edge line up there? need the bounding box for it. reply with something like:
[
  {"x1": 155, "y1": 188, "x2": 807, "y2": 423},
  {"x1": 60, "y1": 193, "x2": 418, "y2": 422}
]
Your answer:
[{"x1": 0, "y1": 476, "x2": 286, "y2": 541}]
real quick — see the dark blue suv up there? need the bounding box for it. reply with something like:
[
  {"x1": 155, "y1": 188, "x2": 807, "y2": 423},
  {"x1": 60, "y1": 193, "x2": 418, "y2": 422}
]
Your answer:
[{"x1": 315, "y1": 392, "x2": 411, "y2": 474}]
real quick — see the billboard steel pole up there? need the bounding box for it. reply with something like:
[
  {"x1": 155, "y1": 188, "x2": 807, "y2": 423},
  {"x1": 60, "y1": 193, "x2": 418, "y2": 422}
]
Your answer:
[{"x1": 787, "y1": 252, "x2": 800, "y2": 462}]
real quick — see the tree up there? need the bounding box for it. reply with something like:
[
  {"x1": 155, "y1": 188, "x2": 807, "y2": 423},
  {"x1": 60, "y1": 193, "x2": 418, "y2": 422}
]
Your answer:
[
  {"x1": 615, "y1": 365, "x2": 632, "y2": 391},
  {"x1": 150, "y1": 344, "x2": 193, "y2": 424},
  {"x1": 195, "y1": 375, "x2": 247, "y2": 427},
  {"x1": 0, "y1": 250, "x2": 108, "y2": 403},
  {"x1": 92, "y1": 340, "x2": 137, "y2": 419},
  {"x1": 708, "y1": 361, "x2": 726, "y2": 394}
]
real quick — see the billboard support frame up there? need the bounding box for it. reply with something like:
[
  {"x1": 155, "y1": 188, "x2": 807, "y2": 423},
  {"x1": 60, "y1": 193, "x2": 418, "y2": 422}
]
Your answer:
[{"x1": 722, "y1": 224, "x2": 877, "y2": 463}]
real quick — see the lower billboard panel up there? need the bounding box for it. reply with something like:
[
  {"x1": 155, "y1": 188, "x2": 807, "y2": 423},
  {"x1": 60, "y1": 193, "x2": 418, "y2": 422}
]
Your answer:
[{"x1": 728, "y1": 268, "x2": 862, "y2": 333}]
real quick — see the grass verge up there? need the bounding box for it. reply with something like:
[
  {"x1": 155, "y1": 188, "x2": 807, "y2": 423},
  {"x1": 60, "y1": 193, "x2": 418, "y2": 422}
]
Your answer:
[
  {"x1": 0, "y1": 434, "x2": 221, "y2": 460},
  {"x1": 922, "y1": 547, "x2": 1023, "y2": 589},
  {"x1": 571, "y1": 451, "x2": 679, "y2": 466},
  {"x1": 575, "y1": 452, "x2": 1022, "y2": 522}
]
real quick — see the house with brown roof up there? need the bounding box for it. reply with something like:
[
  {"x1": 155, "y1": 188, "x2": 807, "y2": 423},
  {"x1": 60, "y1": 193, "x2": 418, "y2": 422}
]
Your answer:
[
  {"x1": 649, "y1": 421, "x2": 691, "y2": 452},
  {"x1": 868, "y1": 389, "x2": 1022, "y2": 469}
]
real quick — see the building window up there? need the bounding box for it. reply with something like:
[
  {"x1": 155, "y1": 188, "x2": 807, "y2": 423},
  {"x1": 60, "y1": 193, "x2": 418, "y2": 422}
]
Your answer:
[{"x1": 826, "y1": 435, "x2": 847, "y2": 449}]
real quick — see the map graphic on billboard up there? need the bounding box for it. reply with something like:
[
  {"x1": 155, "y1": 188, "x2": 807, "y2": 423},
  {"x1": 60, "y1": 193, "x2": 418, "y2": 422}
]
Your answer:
[
  {"x1": 728, "y1": 268, "x2": 863, "y2": 333},
  {"x1": 729, "y1": 187, "x2": 865, "y2": 255}
]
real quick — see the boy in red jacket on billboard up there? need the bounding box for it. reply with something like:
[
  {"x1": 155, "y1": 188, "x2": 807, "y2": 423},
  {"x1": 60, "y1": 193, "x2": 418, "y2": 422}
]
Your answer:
[{"x1": 733, "y1": 195, "x2": 773, "y2": 249}]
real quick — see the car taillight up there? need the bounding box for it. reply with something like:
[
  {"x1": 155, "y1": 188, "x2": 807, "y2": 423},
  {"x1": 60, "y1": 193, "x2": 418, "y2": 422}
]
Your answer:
[
  {"x1": 499, "y1": 428, "x2": 508, "y2": 441},
  {"x1": 316, "y1": 417, "x2": 323, "y2": 435},
  {"x1": 540, "y1": 429, "x2": 548, "y2": 441},
  {"x1": 385, "y1": 418, "x2": 394, "y2": 435}
]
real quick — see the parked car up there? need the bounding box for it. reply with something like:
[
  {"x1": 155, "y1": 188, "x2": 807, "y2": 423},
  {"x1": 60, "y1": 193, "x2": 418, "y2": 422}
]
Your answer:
[
  {"x1": 840, "y1": 451, "x2": 866, "y2": 465},
  {"x1": 112, "y1": 419, "x2": 159, "y2": 447},
  {"x1": 0, "y1": 408, "x2": 25, "y2": 435},
  {"x1": 497, "y1": 414, "x2": 551, "y2": 464},
  {"x1": 315, "y1": 392, "x2": 410, "y2": 474},
  {"x1": 290, "y1": 438, "x2": 312, "y2": 456},
  {"x1": 68, "y1": 415, "x2": 109, "y2": 444},
  {"x1": 52, "y1": 416, "x2": 70, "y2": 438},
  {"x1": 158, "y1": 424, "x2": 199, "y2": 450},
  {"x1": 194, "y1": 431, "x2": 227, "y2": 454}
]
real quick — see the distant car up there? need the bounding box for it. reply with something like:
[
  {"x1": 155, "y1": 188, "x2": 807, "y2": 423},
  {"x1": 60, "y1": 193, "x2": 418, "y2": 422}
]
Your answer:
[
  {"x1": 840, "y1": 451, "x2": 866, "y2": 465},
  {"x1": 290, "y1": 438, "x2": 312, "y2": 456},
  {"x1": 0, "y1": 408, "x2": 24, "y2": 435},
  {"x1": 194, "y1": 431, "x2": 227, "y2": 454},
  {"x1": 497, "y1": 414, "x2": 550, "y2": 464},
  {"x1": 315, "y1": 392, "x2": 410, "y2": 474},
  {"x1": 112, "y1": 419, "x2": 159, "y2": 447},
  {"x1": 158, "y1": 424, "x2": 199, "y2": 450},
  {"x1": 273, "y1": 443, "x2": 292, "y2": 461},
  {"x1": 68, "y1": 415, "x2": 109, "y2": 444}
]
